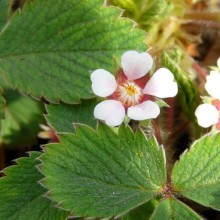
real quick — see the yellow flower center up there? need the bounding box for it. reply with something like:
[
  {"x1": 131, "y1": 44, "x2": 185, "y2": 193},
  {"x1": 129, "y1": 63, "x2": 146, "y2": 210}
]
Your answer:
[
  {"x1": 125, "y1": 84, "x2": 138, "y2": 96},
  {"x1": 116, "y1": 81, "x2": 143, "y2": 107}
]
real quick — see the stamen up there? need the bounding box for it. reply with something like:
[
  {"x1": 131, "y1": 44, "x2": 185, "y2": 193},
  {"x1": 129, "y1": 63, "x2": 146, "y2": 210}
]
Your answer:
[{"x1": 116, "y1": 81, "x2": 143, "y2": 107}]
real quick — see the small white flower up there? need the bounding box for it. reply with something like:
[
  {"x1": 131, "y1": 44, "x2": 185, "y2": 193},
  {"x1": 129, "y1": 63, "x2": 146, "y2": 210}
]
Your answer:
[
  {"x1": 205, "y1": 71, "x2": 220, "y2": 100},
  {"x1": 91, "y1": 50, "x2": 178, "y2": 126},
  {"x1": 195, "y1": 103, "x2": 219, "y2": 128},
  {"x1": 195, "y1": 58, "x2": 220, "y2": 129}
]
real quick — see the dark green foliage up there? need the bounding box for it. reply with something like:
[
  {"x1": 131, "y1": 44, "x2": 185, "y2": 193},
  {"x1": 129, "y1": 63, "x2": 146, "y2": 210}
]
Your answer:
[
  {"x1": 40, "y1": 124, "x2": 166, "y2": 218},
  {"x1": 0, "y1": 152, "x2": 69, "y2": 220}
]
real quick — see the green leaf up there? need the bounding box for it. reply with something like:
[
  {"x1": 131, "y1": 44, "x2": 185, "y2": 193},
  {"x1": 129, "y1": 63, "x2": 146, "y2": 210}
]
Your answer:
[
  {"x1": 0, "y1": 96, "x2": 5, "y2": 120},
  {"x1": 0, "y1": 89, "x2": 45, "y2": 147},
  {"x1": 45, "y1": 99, "x2": 97, "y2": 133},
  {"x1": 162, "y1": 50, "x2": 199, "y2": 118},
  {"x1": 150, "y1": 198, "x2": 202, "y2": 220},
  {"x1": 0, "y1": 71, "x2": 9, "y2": 88},
  {"x1": 0, "y1": 0, "x2": 9, "y2": 31},
  {"x1": 122, "y1": 200, "x2": 157, "y2": 220},
  {"x1": 154, "y1": 98, "x2": 169, "y2": 108},
  {"x1": 172, "y1": 133, "x2": 220, "y2": 211},
  {"x1": 40, "y1": 124, "x2": 166, "y2": 218},
  {"x1": 109, "y1": 0, "x2": 173, "y2": 31},
  {"x1": 0, "y1": 0, "x2": 146, "y2": 104},
  {"x1": 0, "y1": 152, "x2": 69, "y2": 220},
  {"x1": 0, "y1": 91, "x2": 5, "y2": 122}
]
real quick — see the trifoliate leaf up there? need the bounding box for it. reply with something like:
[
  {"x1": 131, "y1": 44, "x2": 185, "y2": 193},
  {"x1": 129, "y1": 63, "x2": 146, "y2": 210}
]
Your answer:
[
  {"x1": 45, "y1": 99, "x2": 97, "y2": 133},
  {"x1": 150, "y1": 198, "x2": 202, "y2": 220},
  {"x1": 172, "y1": 133, "x2": 220, "y2": 211},
  {"x1": 0, "y1": 89, "x2": 45, "y2": 147},
  {"x1": 122, "y1": 200, "x2": 157, "y2": 220},
  {"x1": 0, "y1": 0, "x2": 146, "y2": 104},
  {"x1": 0, "y1": 0, "x2": 9, "y2": 31},
  {"x1": 162, "y1": 51, "x2": 199, "y2": 118},
  {"x1": 0, "y1": 152, "x2": 69, "y2": 220},
  {"x1": 40, "y1": 124, "x2": 166, "y2": 219}
]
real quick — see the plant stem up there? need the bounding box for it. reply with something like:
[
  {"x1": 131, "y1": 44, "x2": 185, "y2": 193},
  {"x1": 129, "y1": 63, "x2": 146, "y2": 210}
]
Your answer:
[
  {"x1": 184, "y1": 12, "x2": 220, "y2": 23},
  {"x1": 0, "y1": 145, "x2": 5, "y2": 172},
  {"x1": 152, "y1": 119, "x2": 162, "y2": 145},
  {"x1": 193, "y1": 62, "x2": 207, "y2": 80}
]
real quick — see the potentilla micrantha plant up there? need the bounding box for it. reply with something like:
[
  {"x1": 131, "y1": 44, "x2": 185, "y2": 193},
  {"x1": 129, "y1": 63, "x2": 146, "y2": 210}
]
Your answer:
[{"x1": 0, "y1": 1, "x2": 220, "y2": 220}]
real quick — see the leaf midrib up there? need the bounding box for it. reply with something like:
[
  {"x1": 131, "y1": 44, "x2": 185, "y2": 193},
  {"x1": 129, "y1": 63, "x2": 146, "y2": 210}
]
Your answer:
[
  {"x1": 66, "y1": 172, "x2": 158, "y2": 193},
  {"x1": 175, "y1": 181, "x2": 220, "y2": 192},
  {"x1": 0, "y1": 47, "x2": 134, "y2": 60}
]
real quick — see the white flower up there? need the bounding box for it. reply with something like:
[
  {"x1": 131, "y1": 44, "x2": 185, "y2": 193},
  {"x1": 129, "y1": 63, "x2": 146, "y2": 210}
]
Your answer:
[
  {"x1": 205, "y1": 71, "x2": 220, "y2": 100},
  {"x1": 195, "y1": 103, "x2": 218, "y2": 128},
  {"x1": 91, "y1": 50, "x2": 178, "y2": 126},
  {"x1": 195, "y1": 58, "x2": 220, "y2": 128}
]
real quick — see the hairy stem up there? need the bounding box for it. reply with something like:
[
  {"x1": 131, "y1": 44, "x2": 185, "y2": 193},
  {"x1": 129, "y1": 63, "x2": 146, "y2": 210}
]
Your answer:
[
  {"x1": 0, "y1": 145, "x2": 5, "y2": 172},
  {"x1": 193, "y1": 62, "x2": 207, "y2": 80}
]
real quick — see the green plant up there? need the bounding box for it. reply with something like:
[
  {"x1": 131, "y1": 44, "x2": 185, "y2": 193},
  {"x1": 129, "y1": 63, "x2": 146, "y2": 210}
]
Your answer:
[{"x1": 0, "y1": 0, "x2": 220, "y2": 219}]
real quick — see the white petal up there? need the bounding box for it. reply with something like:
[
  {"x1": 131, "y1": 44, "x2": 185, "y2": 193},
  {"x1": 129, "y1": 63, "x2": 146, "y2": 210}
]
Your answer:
[
  {"x1": 195, "y1": 103, "x2": 219, "y2": 128},
  {"x1": 91, "y1": 69, "x2": 117, "y2": 97},
  {"x1": 143, "y1": 68, "x2": 178, "y2": 98},
  {"x1": 94, "y1": 100, "x2": 125, "y2": 126},
  {"x1": 217, "y1": 57, "x2": 220, "y2": 69},
  {"x1": 121, "y1": 51, "x2": 153, "y2": 80},
  {"x1": 127, "y1": 100, "x2": 160, "y2": 120},
  {"x1": 205, "y1": 71, "x2": 220, "y2": 99}
]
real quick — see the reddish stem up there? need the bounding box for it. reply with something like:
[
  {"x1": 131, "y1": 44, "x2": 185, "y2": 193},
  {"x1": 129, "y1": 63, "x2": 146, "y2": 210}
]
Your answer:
[
  {"x1": 152, "y1": 119, "x2": 162, "y2": 145},
  {"x1": 166, "y1": 98, "x2": 175, "y2": 135},
  {"x1": 184, "y1": 12, "x2": 220, "y2": 24},
  {"x1": 193, "y1": 62, "x2": 207, "y2": 80},
  {"x1": 0, "y1": 146, "x2": 5, "y2": 172}
]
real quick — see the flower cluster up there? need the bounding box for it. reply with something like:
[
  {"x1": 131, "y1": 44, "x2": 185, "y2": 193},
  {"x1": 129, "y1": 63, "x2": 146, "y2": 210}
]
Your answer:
[
  {"x1": 91, "y1": 51, "x2": 178, "y2": 126},
  {"x1": 195, "y1": 58, "x2": 220, "y2": 129}
]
